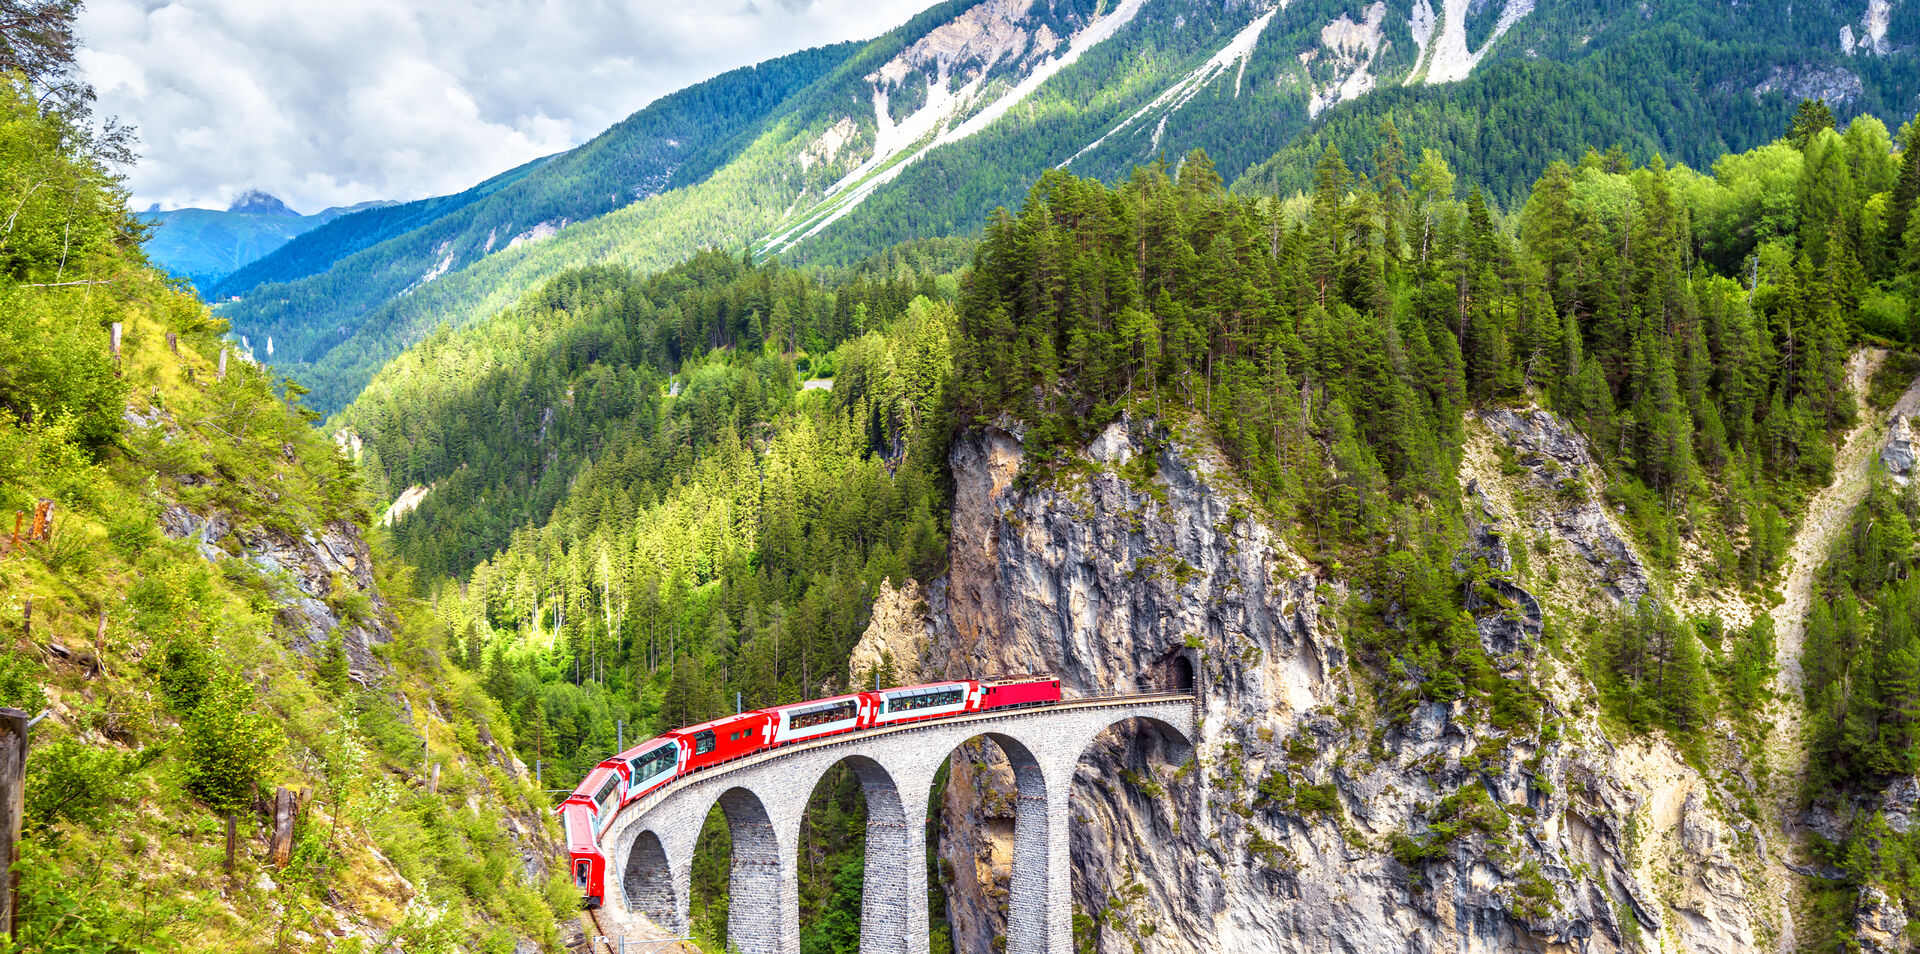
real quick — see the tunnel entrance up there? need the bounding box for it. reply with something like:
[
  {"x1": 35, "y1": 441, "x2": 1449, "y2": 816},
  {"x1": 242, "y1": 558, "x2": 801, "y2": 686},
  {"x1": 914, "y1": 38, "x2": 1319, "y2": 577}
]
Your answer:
[{"x1": 1172, "y1": 654, "x2": 1195, "y2": 691}]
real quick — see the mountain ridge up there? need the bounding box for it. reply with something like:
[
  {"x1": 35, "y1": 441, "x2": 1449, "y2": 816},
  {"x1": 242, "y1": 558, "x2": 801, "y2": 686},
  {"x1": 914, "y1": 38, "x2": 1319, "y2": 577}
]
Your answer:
[{"x1": 226, "y1": 0, "x2": 1918, "y2": 415}]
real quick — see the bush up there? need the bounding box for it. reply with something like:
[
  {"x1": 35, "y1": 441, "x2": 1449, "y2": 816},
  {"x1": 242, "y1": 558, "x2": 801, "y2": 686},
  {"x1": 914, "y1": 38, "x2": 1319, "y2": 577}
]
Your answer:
[
  {"x1": 1293, "y1": 782, "x2": 1341, "y2": 815},
  {"x1": 0, "y1": 648, "x2": 46, "y2": 711},
  {"x1": 24, "y1": 737, "x2": 144, "y2": 834}
]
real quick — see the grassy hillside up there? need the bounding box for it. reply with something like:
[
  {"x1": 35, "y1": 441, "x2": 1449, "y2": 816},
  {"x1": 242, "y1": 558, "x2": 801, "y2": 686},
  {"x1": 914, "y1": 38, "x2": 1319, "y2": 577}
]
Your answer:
[{"x1": 0, "y1": 77, "x2": 571, "y2": 954}]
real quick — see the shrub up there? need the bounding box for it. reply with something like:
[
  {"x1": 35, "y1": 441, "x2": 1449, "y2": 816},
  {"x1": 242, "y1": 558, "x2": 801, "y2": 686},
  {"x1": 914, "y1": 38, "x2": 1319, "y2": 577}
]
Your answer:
[
  {"x1": 24, "y1": 737, "x2": 145, "y2": 834},
  {"x1": 1294, "y1": 782, "x2": 1341, "y2": 815},
  {"x1": 0, "y1": 648, "x2": 46, "y2": 711}
]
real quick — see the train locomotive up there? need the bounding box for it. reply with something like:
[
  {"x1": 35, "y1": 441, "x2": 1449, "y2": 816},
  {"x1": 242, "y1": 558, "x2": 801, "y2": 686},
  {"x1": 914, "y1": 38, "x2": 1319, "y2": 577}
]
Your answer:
[{"x1": 559, "y1": 675, "x2": 1062, "y2": 908}]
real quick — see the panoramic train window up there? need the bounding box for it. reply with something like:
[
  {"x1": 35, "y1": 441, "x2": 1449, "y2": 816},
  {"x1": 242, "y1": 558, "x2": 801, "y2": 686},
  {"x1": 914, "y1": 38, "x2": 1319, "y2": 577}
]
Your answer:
[
  {"x1": 789, "y1": 699, "x2": 858, "y2": 729},
  {"x1": 628, "y1": 744, "x2": 677, "y2": 786},
  {"x1": 594, "y1": 775, "x2": 621, "y2": 816},
  {"x1": 885, "y1": 687, "x2": 964, "y2": 713},
  {"x1": 694, "y1": 730, "x2": 716, "y2": 755}
]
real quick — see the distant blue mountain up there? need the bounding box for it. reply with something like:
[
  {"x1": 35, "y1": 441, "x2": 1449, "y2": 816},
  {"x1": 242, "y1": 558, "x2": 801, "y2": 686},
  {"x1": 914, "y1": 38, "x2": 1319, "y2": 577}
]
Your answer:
[{"x1": 140, "y1": 190, "x2": 395, "y2": 296}]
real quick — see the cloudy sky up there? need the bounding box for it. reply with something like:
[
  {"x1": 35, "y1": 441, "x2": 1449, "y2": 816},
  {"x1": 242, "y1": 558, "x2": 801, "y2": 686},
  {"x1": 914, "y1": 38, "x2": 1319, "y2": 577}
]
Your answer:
[{"x1": 78, "y1": 0, "x2": 931, "y2": 214}]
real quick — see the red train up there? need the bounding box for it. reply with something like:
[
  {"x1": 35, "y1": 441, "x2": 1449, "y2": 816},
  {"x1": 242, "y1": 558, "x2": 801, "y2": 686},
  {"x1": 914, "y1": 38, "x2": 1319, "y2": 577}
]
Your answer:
[{"x1": 558, "y1": 676, "x2": 1062, "y2": 907}]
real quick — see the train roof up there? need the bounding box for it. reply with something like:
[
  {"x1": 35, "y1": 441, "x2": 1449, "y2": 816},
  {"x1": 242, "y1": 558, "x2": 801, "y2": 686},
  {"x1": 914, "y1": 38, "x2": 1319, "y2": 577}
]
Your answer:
[
  {"x1": 878, "y1": 680, "x2": 972, "y2": 693},
  {"x1": 982, "y1": 674, "x2": 1059, "y2": 685},
  {"x1": 560, "y1": 803, "x2": 598, "y2": 851},
  {"x1": 608, "y1": 735, "x2": 679, "y2": 764},
  {"x1": 768, "y1": 691, "x2": 863, "y2": 712}
]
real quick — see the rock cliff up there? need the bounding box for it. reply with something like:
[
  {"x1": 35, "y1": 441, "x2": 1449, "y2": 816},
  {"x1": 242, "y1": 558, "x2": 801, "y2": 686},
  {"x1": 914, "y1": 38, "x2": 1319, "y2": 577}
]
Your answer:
[
  {"x1": 902, "y1": 411, "x2": 1771, "y2": 953},
  {"x1": 160, "y1": 503, "x2": 393, "y2": 674}
]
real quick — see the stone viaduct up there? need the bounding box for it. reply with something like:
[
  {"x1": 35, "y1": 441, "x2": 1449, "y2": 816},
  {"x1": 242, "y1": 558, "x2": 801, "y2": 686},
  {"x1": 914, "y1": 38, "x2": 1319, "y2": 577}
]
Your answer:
[{"x1": 596, "y1": 692, "x2": 1195, "y2": 954}]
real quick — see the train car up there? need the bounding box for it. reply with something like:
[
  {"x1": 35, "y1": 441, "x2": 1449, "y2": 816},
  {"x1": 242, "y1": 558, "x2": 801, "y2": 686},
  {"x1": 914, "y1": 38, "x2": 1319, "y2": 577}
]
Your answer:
[
  {"x1": 564, "y1": 674, "x2": 1070, "y2": 909},
  {"x1": 559, "y1": 763, "x2": 626, "y2": 909},
  {"x1": 868, "y1": 680, "x2": 979, "y2": 727},
  {"x1": 767, "y1": 692, "x2": 867, "y2": 745},
  {"x1": 615, "y1": 736, "x2": 685, "y2": 805},
  {"x1": 979, "y1": 676, "x2": 1061, "y2": 710},
  {"x1": 669, "y1": 711, "x2": 775, "y2": 774},
  {"x1": 561, "y1": 802, "x2": 607, "y2": 908}
]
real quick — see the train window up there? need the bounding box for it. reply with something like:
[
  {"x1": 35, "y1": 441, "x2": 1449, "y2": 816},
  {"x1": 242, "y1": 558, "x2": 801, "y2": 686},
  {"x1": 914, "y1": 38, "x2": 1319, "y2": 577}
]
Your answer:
[
  {"x1": 885, "y1": 687, "x2": 964, "y2": 713},
  {"x1": 575, "y1": 860, "x2": 590, "y2": 887},
  {"x1": 629, "y1": 744, "x2": 677, "y2": 786},
  {"x1": 694, "y1": 730, "x2": 716, "y2": 755},
  {"x1": 594, "y1": 775, "x2": 621, "y2": 818},
  {"x1": 788, "y1": 699, "x2": 858, "y2": 729}
]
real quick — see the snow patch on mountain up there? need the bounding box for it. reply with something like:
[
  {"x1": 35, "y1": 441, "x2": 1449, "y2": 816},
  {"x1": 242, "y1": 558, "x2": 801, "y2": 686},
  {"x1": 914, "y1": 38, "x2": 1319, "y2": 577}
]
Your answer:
[
  {"x1": 764, "y1": 0, "x2": 1147, "y2": 253},
  {"x1": 1304, "y1": 2, "x2": 1387, "y2": 118},
  {"x1": 1406, "y1": 0, "x2": 1533, "y2": 85},
  {"x1": 1060, "y1": 6, "x2": 1278, "y2": 169}
]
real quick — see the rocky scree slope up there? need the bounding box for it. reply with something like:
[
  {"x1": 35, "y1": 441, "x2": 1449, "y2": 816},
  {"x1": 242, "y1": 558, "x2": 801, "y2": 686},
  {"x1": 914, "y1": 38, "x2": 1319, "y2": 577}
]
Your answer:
[{"x1": 858, "y1": 412, "x2": 1778, "y2": 953}]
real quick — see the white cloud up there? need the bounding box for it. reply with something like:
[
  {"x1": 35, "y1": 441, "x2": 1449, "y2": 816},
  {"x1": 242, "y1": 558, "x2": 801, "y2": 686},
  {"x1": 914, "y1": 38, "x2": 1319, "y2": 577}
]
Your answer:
[{"x1": 78, "y1": 0, "x2": 931, "y2": 213}]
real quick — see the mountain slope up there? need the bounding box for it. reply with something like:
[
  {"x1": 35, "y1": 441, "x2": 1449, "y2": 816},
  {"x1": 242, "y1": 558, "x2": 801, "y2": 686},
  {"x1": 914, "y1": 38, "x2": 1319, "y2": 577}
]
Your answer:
[
  {"x1": 215, "y1": 36, "x2": 864, "y2": 397},
  {"x1": 237, "y1": 0, "x2": 1917, "y2": 414},
  {"x1": 0, "y1": 76, "x2": 566, "y2": 954},
  {"x1": 203, "y1": 155, "x2": 554, "y2": 302}
]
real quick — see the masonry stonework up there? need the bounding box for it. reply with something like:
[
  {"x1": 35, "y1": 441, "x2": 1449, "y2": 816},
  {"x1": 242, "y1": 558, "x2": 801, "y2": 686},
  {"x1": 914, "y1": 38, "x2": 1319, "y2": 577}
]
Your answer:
[{"x1": 599, "y1": 695, "x2": 1194, "y2": 954}]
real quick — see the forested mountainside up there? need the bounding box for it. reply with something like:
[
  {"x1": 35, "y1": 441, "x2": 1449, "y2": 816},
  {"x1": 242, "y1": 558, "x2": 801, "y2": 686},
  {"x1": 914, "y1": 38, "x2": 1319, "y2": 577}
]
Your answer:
[
  {"x1": 0, "y1": 75, "x2": 574, "y2": 953},
  {"x1": 327, "y1": 86, "x2": 1920, "y2": 950},
  {"x1": 223, "y1": 0, "x2": 1918, "y2": 415}
]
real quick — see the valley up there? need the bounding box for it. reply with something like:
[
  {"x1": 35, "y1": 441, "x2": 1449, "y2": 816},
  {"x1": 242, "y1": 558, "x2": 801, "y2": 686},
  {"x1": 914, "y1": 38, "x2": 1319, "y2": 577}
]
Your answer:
[{"x1": 10, "y1": 0, "x2": 1920, "y2": 953}]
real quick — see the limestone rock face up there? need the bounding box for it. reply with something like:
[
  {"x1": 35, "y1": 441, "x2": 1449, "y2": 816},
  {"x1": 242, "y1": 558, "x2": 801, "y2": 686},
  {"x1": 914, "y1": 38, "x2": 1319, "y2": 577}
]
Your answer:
[
  {"x1": 848, "y1": 578, "x2": 935, "y2": 686},
  {"x1": 913, "y1": 412, "x2": 1766, "y2": 954},
  {"x1": 1856, "y1": 884, "x2": 1908, "y2": 954},
  {"x1": 1882, "y1": 415, "x2": 1915, "y2": 485},
  {"x1": 160, "y1": 504, "x2": 392, "y2": 672},
  {"x1": 1476, "y1": 407, "x2": 1650, "y2": 606}
]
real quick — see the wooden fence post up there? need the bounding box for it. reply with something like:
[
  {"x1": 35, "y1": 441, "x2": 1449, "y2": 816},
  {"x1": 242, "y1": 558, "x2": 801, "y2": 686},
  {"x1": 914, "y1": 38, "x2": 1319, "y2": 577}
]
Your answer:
[
  {"x1": 268, "y1": 787, "x2": 296, "y2": 868},
  {"x1": 1, "y1": 707, "x2": 28, "y2": 942},
  {"x1": 92, "y1": 612, "x2": 107, "y2": 679}
]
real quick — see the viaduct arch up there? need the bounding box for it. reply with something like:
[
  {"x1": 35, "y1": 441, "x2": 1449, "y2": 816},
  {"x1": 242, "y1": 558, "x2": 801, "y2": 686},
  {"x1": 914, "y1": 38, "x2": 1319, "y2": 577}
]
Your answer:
[{"x1": 598, "y1": 693, "x2": 1195, "y2": 954}]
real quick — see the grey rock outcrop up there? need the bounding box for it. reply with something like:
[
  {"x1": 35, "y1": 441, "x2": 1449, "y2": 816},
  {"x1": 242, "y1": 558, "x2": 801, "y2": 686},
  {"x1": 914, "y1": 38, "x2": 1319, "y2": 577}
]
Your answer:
[
  {"x1": 1474, "y1": 408, "x2": 1652, "y2": 607},
  {"x1": 915, "y1": 415, "x2": 1731, "y2": 954},
  {"x1": 1881, "y1": 416, "x2": 1915, "y2": 485},
  {"x1": 160, "y1": 504, "x2": 391, "y2": 671},
  {"x1": 1855, "y1": 884, "x2": 1907, "y2": 954}
]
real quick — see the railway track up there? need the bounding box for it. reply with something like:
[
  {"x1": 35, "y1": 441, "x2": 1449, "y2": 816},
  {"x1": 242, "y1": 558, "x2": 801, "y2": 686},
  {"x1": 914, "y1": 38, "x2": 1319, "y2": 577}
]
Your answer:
[{"x1": 581, "y1": 905, "x2": 690, "y2": 954}]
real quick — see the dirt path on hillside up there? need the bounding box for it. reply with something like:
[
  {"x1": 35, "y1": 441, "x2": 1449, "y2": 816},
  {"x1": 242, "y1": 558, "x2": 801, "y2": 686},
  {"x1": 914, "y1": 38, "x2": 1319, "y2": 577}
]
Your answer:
[
  {"x1": 1762, "y1": 347, "x2": 1920, "y2": 950},
  {"x1": 1772, "y1": 349, "x2": 1889, "y2": 694}
]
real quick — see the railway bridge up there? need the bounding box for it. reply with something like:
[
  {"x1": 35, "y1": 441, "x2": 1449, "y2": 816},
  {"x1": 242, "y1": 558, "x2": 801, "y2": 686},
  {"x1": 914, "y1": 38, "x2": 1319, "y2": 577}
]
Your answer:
[{"x1": 596, "y1": 691, "x2": 1195, "y2": 954}]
